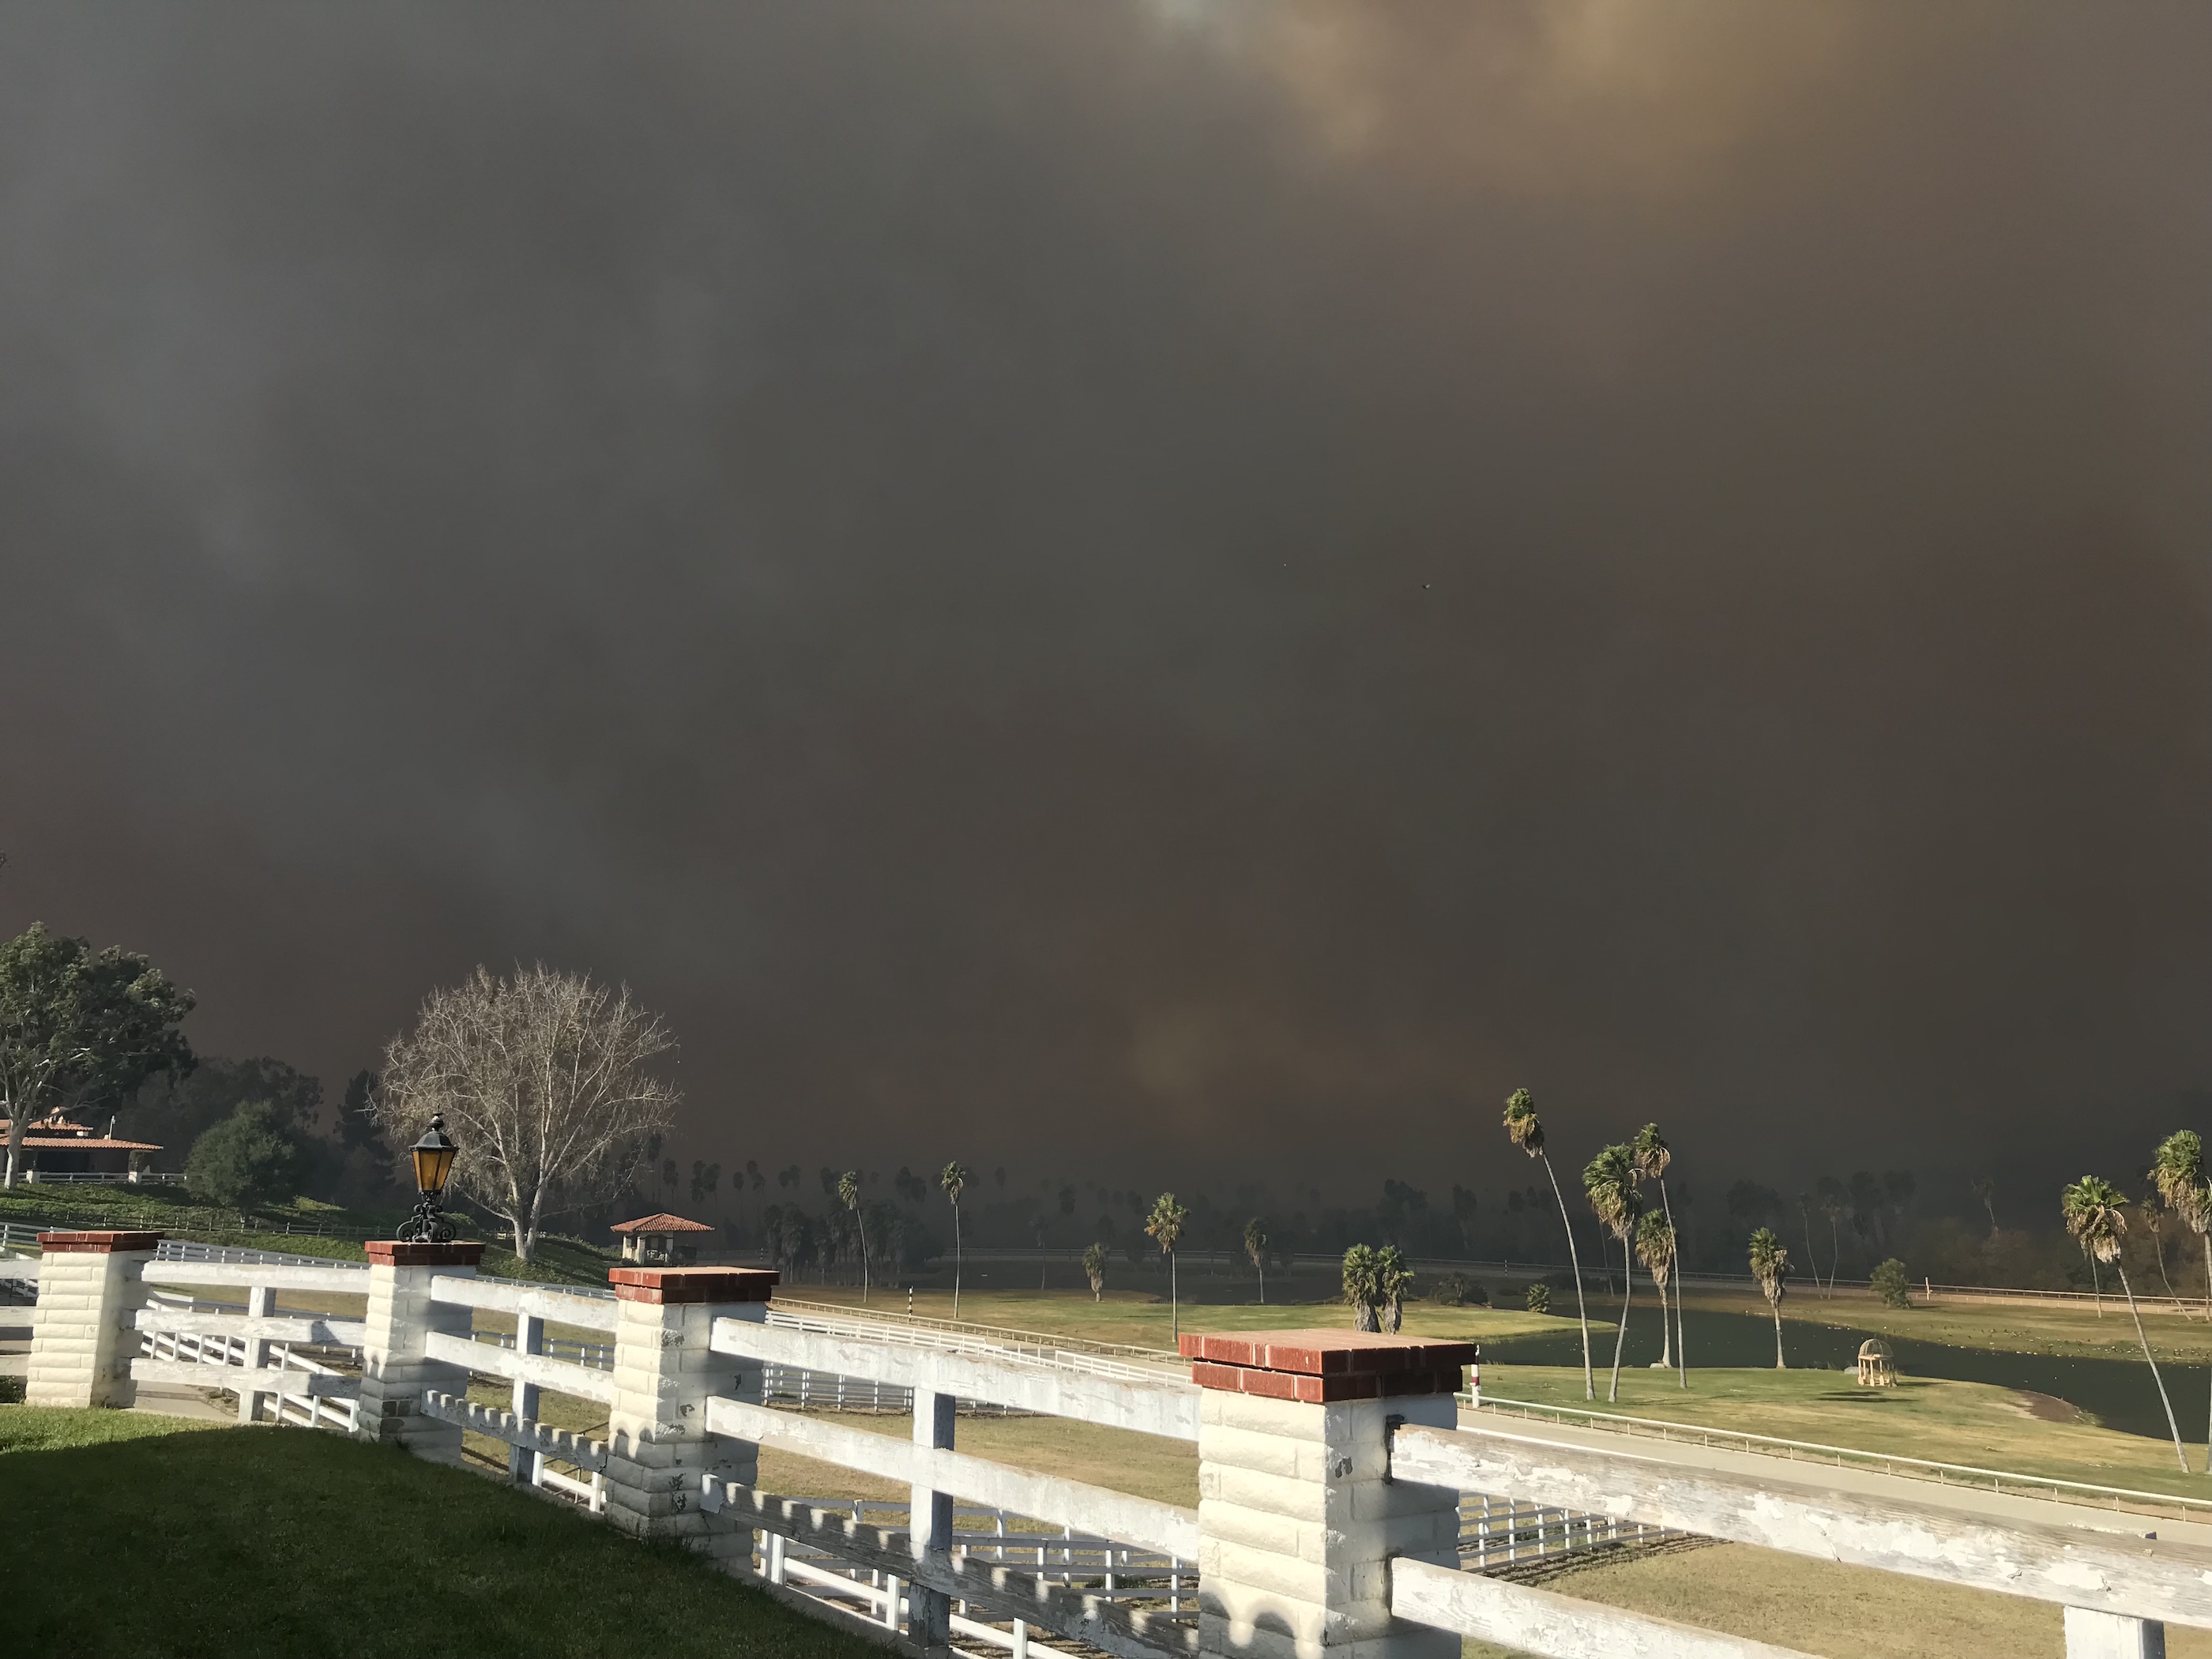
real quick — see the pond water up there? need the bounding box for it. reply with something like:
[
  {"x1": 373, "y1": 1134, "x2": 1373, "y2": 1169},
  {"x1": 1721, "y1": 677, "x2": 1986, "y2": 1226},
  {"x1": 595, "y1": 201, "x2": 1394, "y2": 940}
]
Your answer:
[{"x1": 1480, "y1": 1304, "x2": 2208, "y2": 1446}]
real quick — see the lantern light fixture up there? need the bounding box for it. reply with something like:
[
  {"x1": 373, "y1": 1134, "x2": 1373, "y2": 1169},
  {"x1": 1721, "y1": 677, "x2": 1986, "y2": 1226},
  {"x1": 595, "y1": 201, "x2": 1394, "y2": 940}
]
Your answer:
[{"x1": 397, "y1": 1114, "x2": 458, "y2": 1243}]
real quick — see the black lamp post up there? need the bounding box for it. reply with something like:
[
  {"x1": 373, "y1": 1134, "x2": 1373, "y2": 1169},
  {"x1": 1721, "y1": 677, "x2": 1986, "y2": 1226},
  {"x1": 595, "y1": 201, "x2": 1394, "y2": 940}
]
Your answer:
[{"x1": 396, "y1": 1113, "x2": 458, "y2": 1243}]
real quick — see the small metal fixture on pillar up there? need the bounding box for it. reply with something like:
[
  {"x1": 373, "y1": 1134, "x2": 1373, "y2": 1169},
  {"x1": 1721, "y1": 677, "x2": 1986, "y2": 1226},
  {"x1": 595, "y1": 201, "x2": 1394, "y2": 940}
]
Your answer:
[{"x1": 396, "y1": 1114, "x2": 458, "y2": 1243}]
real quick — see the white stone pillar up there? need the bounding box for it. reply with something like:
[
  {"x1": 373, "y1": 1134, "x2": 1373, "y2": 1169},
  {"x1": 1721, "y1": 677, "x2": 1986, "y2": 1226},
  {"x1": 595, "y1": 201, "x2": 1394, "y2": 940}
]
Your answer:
[
  {"x1": 26, "y1": 1229, "x2": 159, "y2": 1409},
  {"x1": 354, "y1": 1240, "x2": 483, "y2": 1461},
  {"x1": 604, "y1": 1265, "x2": 777, "y2": 1561},
  {"x1": 1184, "y1": 1328, "x2": 1473, "y2": 1659}
]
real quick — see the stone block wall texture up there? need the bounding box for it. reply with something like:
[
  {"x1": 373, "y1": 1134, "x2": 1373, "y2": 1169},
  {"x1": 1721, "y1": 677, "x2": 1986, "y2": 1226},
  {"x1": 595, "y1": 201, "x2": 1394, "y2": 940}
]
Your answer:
[
  {"x1": 604, "y1": 1266, "x2": 778, "y2": 1556},
  {"x1": 25, "y1": 1231, "x2": 159, "y2": 1409},
  {"x1": 353, "y1": 1240, "x2": 485, "y2": 1461},
  {"x1": 1183, "y1": 1329, "x2": 1469, "y2": 1659}
]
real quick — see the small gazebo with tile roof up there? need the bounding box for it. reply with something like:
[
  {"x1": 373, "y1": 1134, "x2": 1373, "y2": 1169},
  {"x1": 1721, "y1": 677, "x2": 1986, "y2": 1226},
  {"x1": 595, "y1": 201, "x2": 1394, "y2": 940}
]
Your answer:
[{"x1": 610, "y1": 1212, "x2": 715, "y2": 1266}]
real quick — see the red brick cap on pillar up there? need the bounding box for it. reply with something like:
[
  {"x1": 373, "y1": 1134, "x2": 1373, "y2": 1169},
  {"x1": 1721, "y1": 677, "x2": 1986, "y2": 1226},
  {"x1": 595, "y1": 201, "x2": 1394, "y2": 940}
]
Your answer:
[
  {"x1": 1178, "y1": 1328, "x2": 1477, "y2": 1405},
  {"x1": 36, "y1": 1230, "x2": 162, "y2": 1254},
  {"x1": 608, "y1": 1266, "x2": 780, "y2": 1305},
  {"x1": 364, "y1": 1240, "x2": 488, "y2": 1267}
]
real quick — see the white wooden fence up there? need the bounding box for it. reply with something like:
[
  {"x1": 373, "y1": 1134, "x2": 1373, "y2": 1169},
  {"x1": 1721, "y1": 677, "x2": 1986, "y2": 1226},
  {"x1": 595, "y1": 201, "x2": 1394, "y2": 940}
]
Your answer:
[{"x1": 27, "y1": 1229, "x2": 2212, "y2": 1659}]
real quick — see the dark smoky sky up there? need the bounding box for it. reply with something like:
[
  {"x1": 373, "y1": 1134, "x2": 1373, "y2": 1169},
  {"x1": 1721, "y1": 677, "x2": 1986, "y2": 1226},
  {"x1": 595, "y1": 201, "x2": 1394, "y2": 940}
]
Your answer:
[{"x1": 2, "y1": 3, "x2": 2209, "y2": 1208}]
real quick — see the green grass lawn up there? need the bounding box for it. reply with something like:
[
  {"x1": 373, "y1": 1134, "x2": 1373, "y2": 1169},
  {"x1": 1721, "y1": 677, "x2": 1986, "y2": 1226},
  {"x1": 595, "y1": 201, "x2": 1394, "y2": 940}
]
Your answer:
[
  {"x1": 1690, "y1": 1282, "x2": 2212, "y2": 1361},
  {"x1": 0, "y1": 1405, "x2": 881, "y2": 1659}
]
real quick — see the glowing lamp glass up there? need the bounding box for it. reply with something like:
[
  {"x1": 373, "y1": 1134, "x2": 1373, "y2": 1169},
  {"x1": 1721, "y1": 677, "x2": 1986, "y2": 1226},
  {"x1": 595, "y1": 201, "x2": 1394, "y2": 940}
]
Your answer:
[{"x1": 410, "y1": 1116, "x2": 457, "y2": 1196}]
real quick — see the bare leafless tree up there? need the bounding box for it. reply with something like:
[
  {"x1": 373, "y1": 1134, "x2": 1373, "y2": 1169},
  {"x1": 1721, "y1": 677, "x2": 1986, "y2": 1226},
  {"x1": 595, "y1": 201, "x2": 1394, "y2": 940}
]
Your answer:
[{"x1": 374, "y1": 965, "x2": 679, "y2": 1262}]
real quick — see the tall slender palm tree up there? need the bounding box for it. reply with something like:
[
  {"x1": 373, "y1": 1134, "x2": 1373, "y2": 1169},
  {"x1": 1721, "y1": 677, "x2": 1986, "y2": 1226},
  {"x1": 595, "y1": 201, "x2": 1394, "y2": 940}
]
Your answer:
[
  {"x1": 1631, "y1": 1123, "x2": 1687, "y2": 1389},
  {"x1": 1794, "y1": 1192, "x2": 1820, "y2": 1298},
  {"x1": 1243, "y1": 1217, "x2": 1269, "y2": 1305},
  {"x1": 1814, "y1": 1176, "x2": 1849, "y2": 1296},
  {"x1": 2140, "y1": 1186, "x2": 2179, "y2": 1302},
  {"x1": 837, "y1": 1170, "x2": 870, "y2": 1304},
  {"x1": 1635, "y1": 1211, "x2": 1676, "y2": 1370},
  {"x1": 940, "y1": 1161, "x2": 968, "y2": 1320},
  {"x1": 1504, "y1": 1088, "x2": 1594, "y2": 1400},
  {"x1": 2150, "y1": 1130, "x2": 2212, "y2": 1468},
  {"x1": 1584, "y1": 1144, "x2": 1643, "y2": 1404},
  {"x1": 2063, "y1": 1175, "x2": 2188, "y2": 1473},
  {"x1": 1147, "y1": 1192, "x2": 1190, "y2": 1342},
  {"x1": 1970, "y1": 1176, "x2": 1999, "y2": 1238},
  {"x1": 1747, "y1": 1228, "x2": 1790, "y2": 1368}
]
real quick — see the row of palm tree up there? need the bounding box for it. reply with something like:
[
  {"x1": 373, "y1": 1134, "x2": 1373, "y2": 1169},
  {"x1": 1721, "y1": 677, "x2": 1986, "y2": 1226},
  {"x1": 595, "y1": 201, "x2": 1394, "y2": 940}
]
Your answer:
[{"x1": 1502, "y1": 1089, "x2": 1691, "y2": 1402}]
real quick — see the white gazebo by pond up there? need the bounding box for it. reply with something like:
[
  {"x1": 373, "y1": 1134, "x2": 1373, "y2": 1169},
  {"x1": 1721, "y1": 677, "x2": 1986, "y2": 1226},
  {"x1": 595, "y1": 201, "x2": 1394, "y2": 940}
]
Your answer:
[{"x1": 610, "y1": 1212, "x2": 715, "y2": 1266}]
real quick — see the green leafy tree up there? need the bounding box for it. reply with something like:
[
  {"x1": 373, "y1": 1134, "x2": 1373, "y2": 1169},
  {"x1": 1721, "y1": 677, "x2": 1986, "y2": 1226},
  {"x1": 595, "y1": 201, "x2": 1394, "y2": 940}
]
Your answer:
[
  {"x1": 1243, "y1": 1217, "x2": 1270, "y2": 1305},
  {"x1": 1635, "y1": 1212, "x2": 1676, "y2": 1367},
  {"x1": 1342, "y1": 1243, "x2": 1382, "y2": 1332},
  {"x1": 2064, "y1": 1175, "x2": 2188, "y2": 1473},
  {"x1": 941, "y1": 1161, "x2": 969, "y2": 1319},
  {"x1": 1631, "y1": 1123, "x2": 1687, "y2": 1389},
  {"x1": 838, "y1": 1170, "x2": 871, "y2": 1303},
  {"x1": 2, "y1": 924, "x2": 194, "y2": 1189},
  {"x1": 1503, "y1": 1088, "x2": 1594, "y2": 1400},
  {"x1": 186, "y1": 1100, "x2": 307, "y2": 1210},
  {"x1": 1147, "y1": 1193, "x2": 1190, "y2": 1341},
  {"x1": 1082, "y1": 1241, "x2": 1108, "y2": 1302},
  {"x1": 1525, "y1": 1281, "x2": 1552, "y2": 1315},
  {"x1": 1870, "y1": 1258, "x2": 1911, "y2": 1309},
  {"x1": 1584, "y1": 1144, "x2": 1644, "y2": 1403},
  {"x1": 1747, "y1": 1228, "x2": 1790, "y2": 1368}
]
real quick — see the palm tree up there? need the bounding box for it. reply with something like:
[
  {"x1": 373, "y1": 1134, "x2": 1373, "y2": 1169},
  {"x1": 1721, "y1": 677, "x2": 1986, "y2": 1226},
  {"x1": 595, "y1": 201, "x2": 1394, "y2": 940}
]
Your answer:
[
  {"x1": 2152, "y1": 1131, "x2": 2211, "y2": 1322},
  {"x1": 1631, "y1": 1123, "x2": 1686, "y2": 1389},
  {"x1": 1794, "y1": 1192, "x2": 1820, "y2": 1296},
  {"x1": 1146, "y1": 1192, "x2": 1189, "y2": 1342},
  {"x1": 1584, "y1": 1144, "x2": 1643, "y2": 1404},
  {"x1": 1082, "y1": 1241, "x2": 1108, "y2": 1303},
  {"x1": 2150, "y1": 1130, "x2": 2212, "y2": 1469},
  {"x1": 1503, "y1": 1088, "x2": 1594, "y2": 1400},
  {"x1": 1342, "y1": 1243, "x2": 1382, "y2": 1332},
  {"x1": 1814, "y1": 1176, "x2": 1849, "y2": 1296},
  {"x1": 940, "y1": 1161, "x2": 968, "y2": 1320},
  {"x1": 2140, "y1": 1186, "x2": 2179, "y2": 1303},
  {"x1": 837, "y1": 1171, "x2": 870, "y2": 1303},
  {"x1": 2063, "y1": 1175, "x2": 2188, "y2": 1473},
  {"x1": 1243, "y1": 1217, "x2": 1269, "y2": 1305},
  {"x1": 1377, "y1": 1244, "x2": 1413, "y2": 1334},
  {"x1": 1970, "y1": 1176, "x2": 1999, "y2": 1238},
  {"x1": 1635, "y1": 1211, "x2": 1676, "y2": 1370},
  {"x1": 1747, "y1": 1228, "x2": 1790, "y2": 1367}
]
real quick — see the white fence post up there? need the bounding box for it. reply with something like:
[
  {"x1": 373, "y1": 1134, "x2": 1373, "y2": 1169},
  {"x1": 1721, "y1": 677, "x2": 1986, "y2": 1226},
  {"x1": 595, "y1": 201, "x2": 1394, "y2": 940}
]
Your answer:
[
  {"x1": 2066, "y1": 1607, "x2": 2167, "y2": 1659},
  {"x1": 604, "y1": 1265, "x2": 777, "y2": 1566},
  {"x1": 239, "y1": 1282, "x2": 274, "y2": 1424},
  {"x1": 908, "y1": 1385, "x2": 957, "y2": 1646},
  {"x1": 510, "y1": 1310, "x2": 544, "y2": 1486},
  {"x1": 1185, "y1": 1328, "x2": 1472, "y2": 1659},
  {"x1": 26, "y1": 1229, "x2": 159, "y2": 1409},
  {"x1": 354, "y1": 1240, "x2": 483, "y2": 1462}
]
